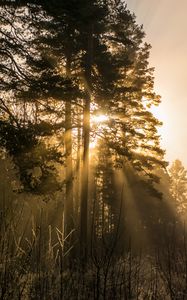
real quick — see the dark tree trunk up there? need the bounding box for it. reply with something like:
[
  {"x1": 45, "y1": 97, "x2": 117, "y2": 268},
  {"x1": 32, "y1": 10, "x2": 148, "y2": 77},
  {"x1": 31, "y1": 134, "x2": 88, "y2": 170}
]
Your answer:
[
  {"x1": 80, "y1": 23, "x2": 93, "y2": 262},
  {"x1": 64, "y1": 54, "x2": 74, "y2": 253}
]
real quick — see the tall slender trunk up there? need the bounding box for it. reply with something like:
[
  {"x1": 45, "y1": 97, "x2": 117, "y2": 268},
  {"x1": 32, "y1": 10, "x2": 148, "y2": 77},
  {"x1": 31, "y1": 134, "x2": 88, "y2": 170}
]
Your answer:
[
  {"x1": 64, "y1": 53, "x2": 74, "y2": 252},
  {"x1": 80, "y1": 23, "x2": 93, "y2": 261},
  {"x1": 75, "y1": 108, "x2": 81, "y2": 222}
]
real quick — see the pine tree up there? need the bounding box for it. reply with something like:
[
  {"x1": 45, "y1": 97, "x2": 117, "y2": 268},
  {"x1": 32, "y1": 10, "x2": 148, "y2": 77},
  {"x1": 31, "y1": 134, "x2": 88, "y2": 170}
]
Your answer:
[
  {"x1": 0, "y1": 0, "x2": 168, "y2": 261},
  {"x1": 169, "y1": 159, "x2": 187, "y2": 214},
  {"x1": 0, "y1": 6, "x2": 65, "y2": 194}
]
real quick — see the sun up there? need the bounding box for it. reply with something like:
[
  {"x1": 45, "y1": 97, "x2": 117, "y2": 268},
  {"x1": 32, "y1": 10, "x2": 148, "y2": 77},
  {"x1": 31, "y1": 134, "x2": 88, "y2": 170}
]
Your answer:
[
  {"x1": 91, "y1": 114, "x2": 109, "y2": 124},
  {"x1": 90, "y1": 113, "x2": 109, "y2": 150}
]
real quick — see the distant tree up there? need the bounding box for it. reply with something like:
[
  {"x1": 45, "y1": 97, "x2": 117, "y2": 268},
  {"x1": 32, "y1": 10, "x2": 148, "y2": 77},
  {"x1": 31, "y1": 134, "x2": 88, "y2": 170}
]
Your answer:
[{"x1": 169, "y1": 159, "x2": 187, "y2": 214}]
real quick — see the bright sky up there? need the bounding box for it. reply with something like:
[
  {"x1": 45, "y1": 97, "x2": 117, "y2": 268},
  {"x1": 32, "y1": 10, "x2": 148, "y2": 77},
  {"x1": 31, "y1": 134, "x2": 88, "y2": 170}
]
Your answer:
[{"x1": 126, "y1": 0, "x2": 187, "y2": 167}]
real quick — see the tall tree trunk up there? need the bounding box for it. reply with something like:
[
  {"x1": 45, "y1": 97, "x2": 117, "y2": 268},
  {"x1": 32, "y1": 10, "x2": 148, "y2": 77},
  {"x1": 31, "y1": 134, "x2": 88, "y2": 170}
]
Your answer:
[
  {"x1": 74, "y1": 108, "x2": 81, "y2": 223},
  {"x1": 80, "y1": 23, "x2": 93, "y2": 261},
  {"x1": 64, "y1": 53, "x2": 74, "y2": 253}
]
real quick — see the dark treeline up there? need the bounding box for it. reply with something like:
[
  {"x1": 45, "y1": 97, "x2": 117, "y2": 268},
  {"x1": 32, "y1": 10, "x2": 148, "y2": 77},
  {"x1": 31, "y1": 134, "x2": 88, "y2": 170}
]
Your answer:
[{"x1": 0, "y1": 1, "x2": 187, "y2": 299}]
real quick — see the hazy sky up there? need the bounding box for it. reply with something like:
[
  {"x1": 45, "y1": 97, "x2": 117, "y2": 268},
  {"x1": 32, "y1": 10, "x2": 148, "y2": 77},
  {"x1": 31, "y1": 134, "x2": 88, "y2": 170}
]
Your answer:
[{"x1": 126, "y1": 0, "x2": 187, "y2": 167}]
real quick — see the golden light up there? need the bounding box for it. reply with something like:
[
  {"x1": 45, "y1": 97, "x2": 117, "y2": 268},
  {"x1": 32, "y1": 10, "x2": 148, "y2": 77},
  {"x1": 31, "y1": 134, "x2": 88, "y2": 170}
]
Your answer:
[
  {"x1": 91, "y1": 114, "x2": 109, "y2": 124},
  {"x1": 90, "y1": 113, "x2": 109, "y2": 150},
  {"x1": 89, "y1": 140, "x2": 97, "y2": 150}
]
